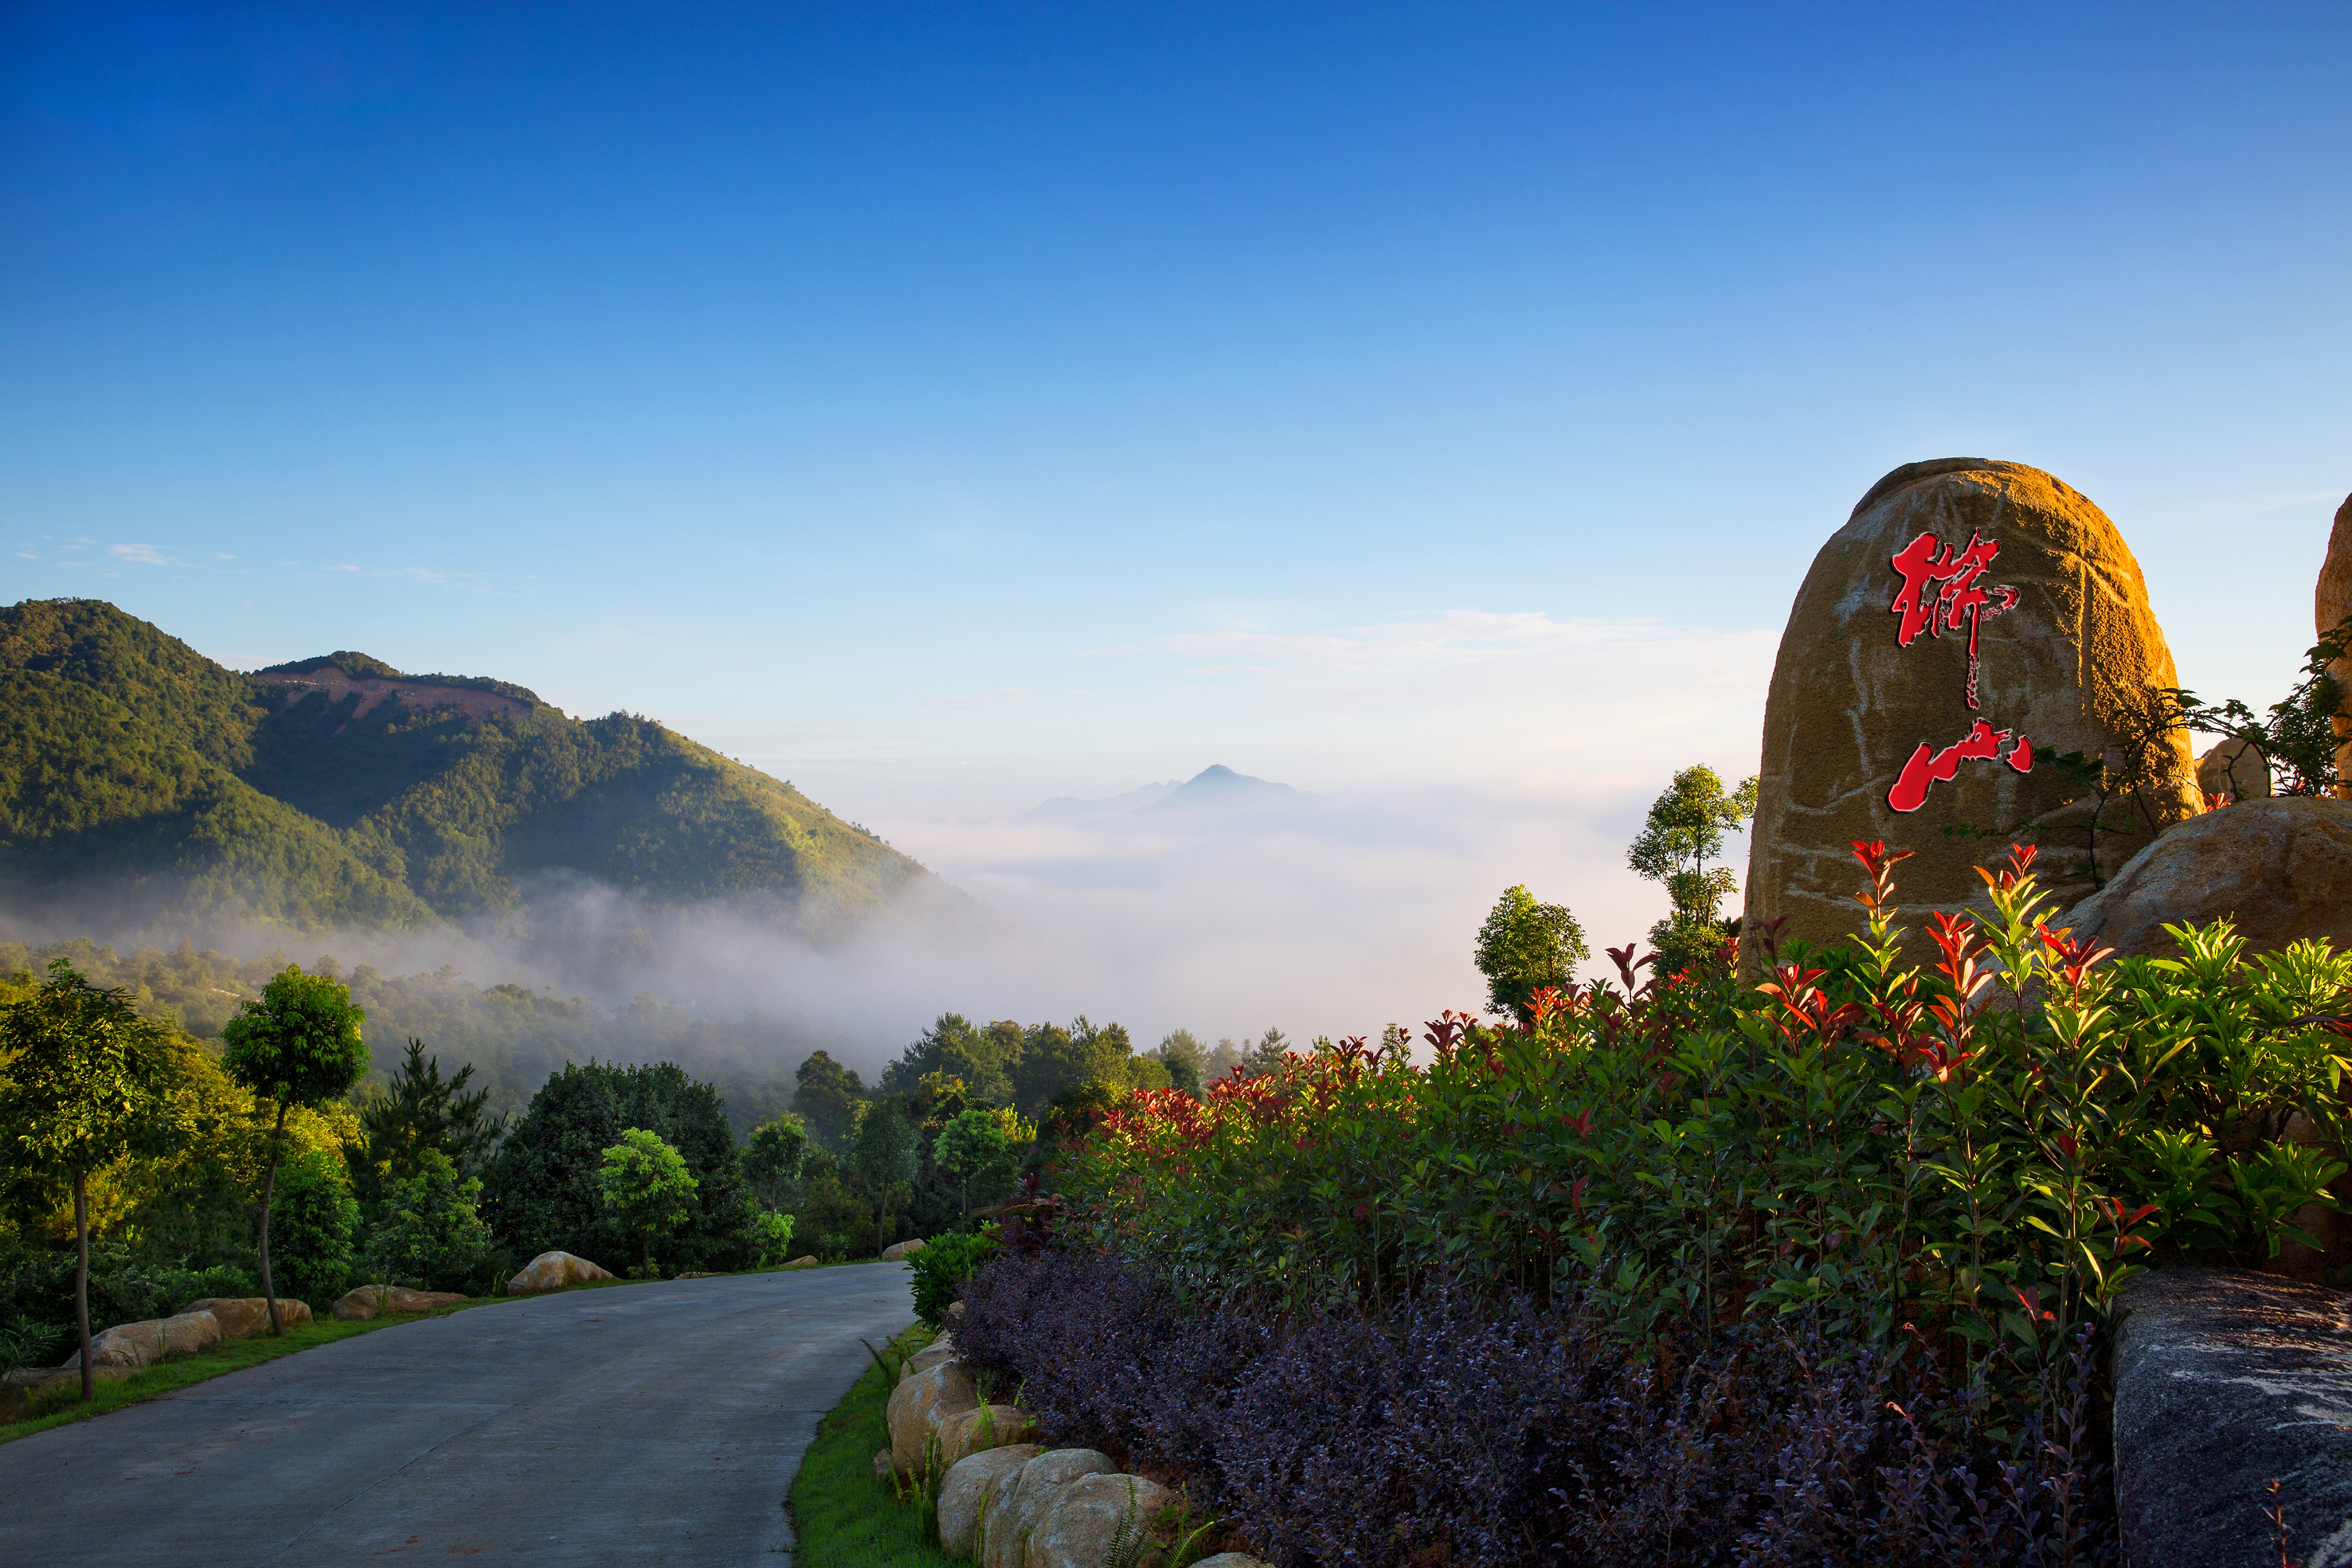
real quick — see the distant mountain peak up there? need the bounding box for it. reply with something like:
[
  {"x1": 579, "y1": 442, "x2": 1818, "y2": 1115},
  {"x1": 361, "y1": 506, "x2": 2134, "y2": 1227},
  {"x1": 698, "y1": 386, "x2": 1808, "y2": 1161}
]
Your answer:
[{"x1": 1137, "y1": 764, "x2": 1301, "y2": 814}]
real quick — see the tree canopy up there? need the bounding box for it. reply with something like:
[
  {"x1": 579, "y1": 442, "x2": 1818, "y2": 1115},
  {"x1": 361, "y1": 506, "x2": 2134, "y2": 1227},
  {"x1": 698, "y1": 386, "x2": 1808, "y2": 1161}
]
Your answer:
[
  {"x1": 481, "y1": 1058, "x2": 750, "y2": 1273},
  {"x1": 0, "y1": 958, "x2": 181, "y2": 1392},
  {"x1": 1626, "y1": 764, "x2": 1758, "y2": 974},
  {"x1": 1473, "y1": 889, "x2": 1589, "y2": 1026},
  {"x1": 596, "y1": 1128, "x2": 698, "y2": 1276}
]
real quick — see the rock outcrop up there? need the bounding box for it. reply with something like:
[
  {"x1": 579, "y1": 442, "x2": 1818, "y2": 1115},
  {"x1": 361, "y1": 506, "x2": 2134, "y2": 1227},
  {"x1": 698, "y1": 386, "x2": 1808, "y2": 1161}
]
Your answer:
[
  {"x1": 2317, "y1": 493, "x2": 2352, "y2": 788},
  {"x1": 178, "y1": 1297, "x2": 311, "y2": 1339},
  {"x1": 881, "y1": 1238, "x2": 927, "y2": 1261},
  {"x1": 937, "y1": 1443, "x2": 1042, "y2": 1556},
  {"x1": 507, "y1": 1251, "x2": 616, "y2": 1294},
  {"x1": 331, "y1": 1285, "x2": 468, "y2": 1322},
  {"x1": 1743, "y1": 459, "x2": 2200, "y2": 970},
  {"x1": 2197, "y1": 738, "x2": 2272, "y2": 803},
  {"x1": 2115, "y1": 1269, "x2": 2352, "y2": 1568},
  {"x1": 2058, "y1": 796, "x2": 2352, "y2": 960}
]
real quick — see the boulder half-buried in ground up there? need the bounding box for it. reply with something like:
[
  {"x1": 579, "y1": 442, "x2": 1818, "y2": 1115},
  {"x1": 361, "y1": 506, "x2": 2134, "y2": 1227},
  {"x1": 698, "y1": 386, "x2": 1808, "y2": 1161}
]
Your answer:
[
  {"x1": 178, "y1": 1297, "x2": 311, "y2": 1340},
  {"x1": 331, "y1": 1285, "x2": 468, "y2": 1322},
  {"x1": 507, "y1": 1251, "x2": 616, "y2": 1293}
]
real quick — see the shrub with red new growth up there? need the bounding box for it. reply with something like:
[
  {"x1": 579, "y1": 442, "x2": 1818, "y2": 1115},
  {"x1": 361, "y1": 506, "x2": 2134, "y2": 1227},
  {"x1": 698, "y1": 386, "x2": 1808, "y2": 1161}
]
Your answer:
[
  {"x1": 954, "y1": 1249, "x2": 2114, "y2": 1568},
  {"x1": 1055, "y1": 843, "x2": 2352, "y2": 1382}
]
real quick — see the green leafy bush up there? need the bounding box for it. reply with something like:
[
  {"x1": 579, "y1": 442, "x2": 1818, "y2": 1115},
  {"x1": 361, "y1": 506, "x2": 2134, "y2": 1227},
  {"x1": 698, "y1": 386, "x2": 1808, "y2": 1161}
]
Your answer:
[
  {"x1": 483, "y1": 1059, "x2": 753, "y2": 1273},
  {"x1": 268, "y1": 1148, "x2": 359, "y2": 1307},
  {"x1": 370, "y1": 1149, "x2": 491, "y2": 1293},
  {"x1": 908, "y1": 1230, "x2": 1000, "y2": 1325},
  {"x1": 597, "y1": 1128, "x2": 698, "y2": 1277},
  {"x1": 1056, "y1": 843, "x2": 2352, "y2": 1394},
  {"x1": 746, "y1": 1207, "x2": 796, "y2": 1265}
]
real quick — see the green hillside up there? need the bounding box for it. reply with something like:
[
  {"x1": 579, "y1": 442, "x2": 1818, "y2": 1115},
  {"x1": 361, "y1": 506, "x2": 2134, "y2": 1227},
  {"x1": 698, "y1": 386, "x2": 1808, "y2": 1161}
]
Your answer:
[{"x1": 0, "y1": 597, "x2": 934, "y2": 934}]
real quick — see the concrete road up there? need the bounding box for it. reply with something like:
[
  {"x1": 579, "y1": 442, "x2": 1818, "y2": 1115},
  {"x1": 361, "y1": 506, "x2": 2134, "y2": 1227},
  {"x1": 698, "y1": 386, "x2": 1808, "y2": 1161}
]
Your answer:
[{"x1": 0, "y1": 1263, "x2": 914, "y2": 1566}]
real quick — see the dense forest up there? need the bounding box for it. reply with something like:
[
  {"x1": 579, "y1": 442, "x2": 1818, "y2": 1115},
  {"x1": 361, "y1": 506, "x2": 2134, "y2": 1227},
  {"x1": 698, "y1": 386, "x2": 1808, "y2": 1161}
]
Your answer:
[
  {"x1": 0, "y1": 597, "x2": 936, "y2": 937},
  {"x1": 0, "y1": 936, "x2": 1258, "y2": 1367}
]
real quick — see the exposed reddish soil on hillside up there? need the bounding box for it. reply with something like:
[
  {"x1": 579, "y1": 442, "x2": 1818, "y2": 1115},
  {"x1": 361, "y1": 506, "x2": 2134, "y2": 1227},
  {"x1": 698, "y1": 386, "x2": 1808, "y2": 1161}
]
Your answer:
[{"x1": 256, "y1": 667, "x2": 532, "y2": 724}]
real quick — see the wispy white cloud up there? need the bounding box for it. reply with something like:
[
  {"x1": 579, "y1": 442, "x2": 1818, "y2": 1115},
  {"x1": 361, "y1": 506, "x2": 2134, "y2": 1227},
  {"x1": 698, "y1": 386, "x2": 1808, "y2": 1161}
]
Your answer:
[{"x1": 107, "y1": 543, "x2": 178, "y2": 565}]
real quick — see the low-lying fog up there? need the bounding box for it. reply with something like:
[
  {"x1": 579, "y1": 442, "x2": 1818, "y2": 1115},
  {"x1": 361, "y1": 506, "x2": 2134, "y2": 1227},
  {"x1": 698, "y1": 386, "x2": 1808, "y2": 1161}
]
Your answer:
[{"x1": 5, "y1": 612, "x2": 1777, "y2": 1092}]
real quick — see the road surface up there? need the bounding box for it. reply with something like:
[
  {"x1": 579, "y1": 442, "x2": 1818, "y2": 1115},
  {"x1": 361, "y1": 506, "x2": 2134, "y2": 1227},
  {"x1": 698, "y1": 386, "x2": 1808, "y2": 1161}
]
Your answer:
[{"x1": 0, "y1": 1263, "x2": 915, "y2": 1566}]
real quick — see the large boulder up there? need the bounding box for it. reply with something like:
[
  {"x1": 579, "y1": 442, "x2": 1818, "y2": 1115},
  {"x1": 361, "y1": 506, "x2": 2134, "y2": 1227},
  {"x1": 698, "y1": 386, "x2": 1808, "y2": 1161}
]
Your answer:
[
  {"x1": 1743, "y1": 459, "x2": 2200, "y2": 970},
  {"x1": 886, "y1": 1360, "x2": 976, "y2": 1476},
  {"x1": 507, "y1": 1251, "x2": 616, "y2": 1294},
  {"x1": 2316, "y1": 493, "x2": 2352, "y2": 784},
  {"x1": 178, "y1": 1297, "x2": 311, "y2": 1340},
  {"x1": 1028, "y1": 1472, "x2": 1176, "y2": 1568},
  {"x1": 937, "y1": 1443, "x2": 1042, "y2": 1557},
  {"x1": 983, "y1": 1449, "x2": 1117, "y2": 1568},
  {"x1": 331, "y1": 1285, "x2": 469, "y2": 1322},
  {"x1": 61, "y1": 1309, "x2": 223, "y2": 1369},
  {"x1": 937, "y1": 1403, "x2": 1035, "y2": 1472},
  {"x1": 2115, "y1": 1269, "x2": 2352, "y2": 1568},
  {"x1": 2059, "y1": 796, "x2": 2352, "y2": 960},
  {"x1": 899, "y1": 1341, "x2": 958, "y2": 1382},
  {"x1": 881, "y1": 1238, "x2": 927, "y2": 1261},
  {"x1": 2197, "y1": 738, "x2": 2272, "y2": 803}
]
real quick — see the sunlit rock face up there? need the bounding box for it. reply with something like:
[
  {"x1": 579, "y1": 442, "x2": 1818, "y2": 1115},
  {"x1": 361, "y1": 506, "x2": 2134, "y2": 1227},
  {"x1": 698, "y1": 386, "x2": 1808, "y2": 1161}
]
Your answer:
[
  {"x1": 1740, "y1": 459, "x2": 2199, "y2": 971},
  {"x1": 2314, "y1": 492, "x2": 2352, "y2": 788}
]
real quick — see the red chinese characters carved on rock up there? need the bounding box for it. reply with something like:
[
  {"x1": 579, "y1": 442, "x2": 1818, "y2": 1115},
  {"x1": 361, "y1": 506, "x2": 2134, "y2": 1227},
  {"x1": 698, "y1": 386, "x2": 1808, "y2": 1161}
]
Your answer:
[
  {"x1": 1889, "y1": 529, "x2": 2020, "y2": 710},
  {"x1": 1888, "y1": 720, "x2": 2033, "y2": 814},
  {"x1": 1885, "y1": 530, "x2": 2033, "y2": 814}
]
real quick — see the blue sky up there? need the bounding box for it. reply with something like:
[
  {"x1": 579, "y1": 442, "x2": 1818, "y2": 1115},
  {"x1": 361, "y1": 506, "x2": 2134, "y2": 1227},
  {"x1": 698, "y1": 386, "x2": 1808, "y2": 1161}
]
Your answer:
[{"x1": 5, "y1": 3, "x2": 2349, "y2": 1042}]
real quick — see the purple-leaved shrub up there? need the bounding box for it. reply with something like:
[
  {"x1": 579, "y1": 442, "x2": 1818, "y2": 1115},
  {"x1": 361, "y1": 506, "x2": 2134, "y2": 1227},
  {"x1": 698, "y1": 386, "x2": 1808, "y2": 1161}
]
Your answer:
[{"x1": 957, "y1": 1249, "x2": 2115, "y2": 1567}]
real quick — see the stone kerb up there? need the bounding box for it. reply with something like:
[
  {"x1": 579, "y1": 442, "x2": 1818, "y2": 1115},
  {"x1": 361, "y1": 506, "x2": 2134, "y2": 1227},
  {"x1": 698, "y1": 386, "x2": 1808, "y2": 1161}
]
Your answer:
[
  {"x1": 1741, "y1": 458, "x2": 2200, "y2": 971},
  {"x1": 900, "y1": 1331, "x2": 1271, "y2": 1568}
]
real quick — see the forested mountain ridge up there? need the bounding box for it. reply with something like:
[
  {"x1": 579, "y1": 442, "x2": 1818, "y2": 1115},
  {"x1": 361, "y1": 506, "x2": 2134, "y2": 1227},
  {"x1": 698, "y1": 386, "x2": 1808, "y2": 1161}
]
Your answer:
[{"x1": 0, "y1": 597, "x2": 934, "y2": 934}]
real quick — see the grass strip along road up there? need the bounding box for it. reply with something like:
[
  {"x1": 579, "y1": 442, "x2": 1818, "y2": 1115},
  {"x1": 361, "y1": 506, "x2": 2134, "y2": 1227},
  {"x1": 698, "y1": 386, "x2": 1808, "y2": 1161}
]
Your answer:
[
  {"x1": 0, "y1": 1262, "x2": 914, "y2": 1566},
  {"x1": 787, "y1": 1322, "x2": 955, "y2": 1567},
  {"x1": 0, "y1": 1303, "x2": 495, "y2": 1442}
]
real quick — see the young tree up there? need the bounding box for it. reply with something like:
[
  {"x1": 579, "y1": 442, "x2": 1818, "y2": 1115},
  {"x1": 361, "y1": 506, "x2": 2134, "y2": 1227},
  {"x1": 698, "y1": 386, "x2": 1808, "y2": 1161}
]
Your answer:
[
  {"x1": 1626, "y1": 764, "x2": 1760, "y2": 975},
  {"x1": 0, "y1": 960, "x2": 177, "y2": 1399},
  {"x1": 272, "y1": 1148, "x2": 362, "y2": 1305},
  {"x1": 1473, "y1": 886, "x2": 1590, "y2": 1026},
  {"x1": 743, "y1": 1114, "x2": 809, "y2": 1210},
  {"x1": 220, "y1": 966, "x2": 370, "y2": 1335},
  {"x1": 790, "y1": 1050, "x2": 866, "y2": 1150},
  {"x1": 1150, "y1": 1029, "x2": 1207, "y2": 1096},
  {"x1": 481, "y1": 1059, "x2": 750, "y2": 1274},
  {"x1": 848, "y1": 1099, "x2": 918, "y2": 1245},
  {"x1": 1239, "y1": 1027, "x2": 1291, "y2": 1076},
  {"x1": 596, "y1": 1128, "x2": 698, "y2": 1277},
  {"x1": 359, "y1": 1038, "x2": 502, "y2": 1187},
  {"x1": 371, "y1": 1148, "x2": 491, "y2": 1292},
  {"x1": 933, "y1": 1106, "x2": 1020, "y2": 1220}
]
